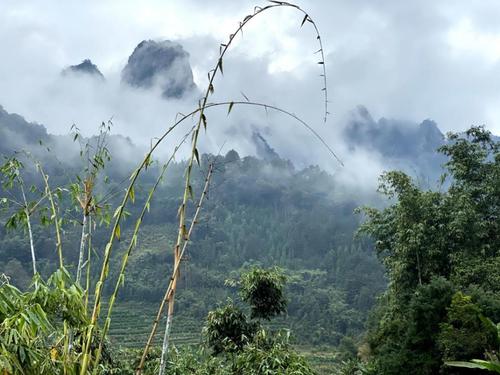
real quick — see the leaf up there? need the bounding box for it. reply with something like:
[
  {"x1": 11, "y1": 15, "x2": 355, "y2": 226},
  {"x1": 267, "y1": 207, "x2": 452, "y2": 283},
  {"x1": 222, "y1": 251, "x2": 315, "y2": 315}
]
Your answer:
[
  {"x1": 228, "y1": 101, "x2": 235, "y2": 115},
  {"x1": 128, "y1": 187, "x2": 135, "y2": 203},
  {"x1": 445, "y1": 361, "x2": 490, "y2": 370},
  {"x1": 188, "y1": 185, "x2": 194, "y2": 200},
  {"x1": 201, "y1": 114, "x2": 207, "y2": 130},
  {"x1": 113, "y1": 205, "x2": 122, "y2": 219},
  {"x1": 194, "y1": 148, "x2": 200, "y2": 166},
  {"x1": 218, "y1": 58, "x2": 224, "y2": 75},
  {"x1": 114, "y1": 224, "x2": 121, "y2": 240},
  {"x1": 300, "y1": 14, "x2": 308, "y2": 27},
  {"x1": 318, "y1": 61, "x2": 324, "y2": 65},
  {"x1": 209, "y1": 83, "x2": 214, "y2": 94}
]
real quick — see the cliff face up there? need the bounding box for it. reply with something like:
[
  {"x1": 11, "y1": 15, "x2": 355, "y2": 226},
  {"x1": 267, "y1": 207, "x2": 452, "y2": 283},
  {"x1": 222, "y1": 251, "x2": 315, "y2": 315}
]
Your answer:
[{"x1": 121, "y1": 40, "x2": 196, "y2": 98}]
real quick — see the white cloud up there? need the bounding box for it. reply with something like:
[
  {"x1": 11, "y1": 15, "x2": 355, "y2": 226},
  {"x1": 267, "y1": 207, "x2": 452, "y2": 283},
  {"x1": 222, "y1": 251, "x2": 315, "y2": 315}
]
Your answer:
[{"x1": 0, "y1": 0, "x2": 499, "y2": 193}]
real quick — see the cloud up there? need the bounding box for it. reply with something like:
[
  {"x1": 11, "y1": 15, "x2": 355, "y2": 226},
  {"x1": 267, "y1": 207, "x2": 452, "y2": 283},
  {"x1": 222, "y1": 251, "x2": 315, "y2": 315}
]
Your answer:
[{"x1": 0, "y1": 0, "x2": 499, "y2": 193}]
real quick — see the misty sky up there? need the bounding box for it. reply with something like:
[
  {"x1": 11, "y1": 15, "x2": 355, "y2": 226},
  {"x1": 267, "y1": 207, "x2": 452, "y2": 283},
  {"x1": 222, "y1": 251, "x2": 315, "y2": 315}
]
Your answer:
[{"x1": 0, "y1": 0, "x2": 499, "y2": 175}]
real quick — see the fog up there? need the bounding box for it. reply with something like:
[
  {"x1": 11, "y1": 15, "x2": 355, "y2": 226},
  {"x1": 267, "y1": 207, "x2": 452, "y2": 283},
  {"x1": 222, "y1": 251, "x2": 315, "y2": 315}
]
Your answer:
[{"x1": 1, "y1": 0, "x2": 499, "y2": 193}]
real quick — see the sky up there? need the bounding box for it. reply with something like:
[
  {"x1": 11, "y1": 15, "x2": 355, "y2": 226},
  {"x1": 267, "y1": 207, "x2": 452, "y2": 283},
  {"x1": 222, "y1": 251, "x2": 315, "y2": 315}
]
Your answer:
[{"x1": 0, "y1": 0, "x2": 499, "y2": 180}]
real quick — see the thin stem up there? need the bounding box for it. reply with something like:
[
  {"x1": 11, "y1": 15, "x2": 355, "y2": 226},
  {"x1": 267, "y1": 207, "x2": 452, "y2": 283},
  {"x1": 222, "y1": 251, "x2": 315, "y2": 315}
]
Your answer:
[
  {"x1": 20, "y1": 183, "x2": 36, "y2": 275},
  {"x1": 80, "y1": 97, "x2": 333, "y2": 373},
  {"x1": 137, "y1": 163, "x2": 213, "y2": 374},
  {"x1": 91, "y1": 129, "x2": 193, "y2": 374},
  {"x1": 85, "y1": 216, "x2": 92, "y2": 312},
  {"x1": 76, "y1": 213, "x2": 88, "y2": 284},
  {"x1": 37, "y1": 163, "x2": 63, "y2": 269}
]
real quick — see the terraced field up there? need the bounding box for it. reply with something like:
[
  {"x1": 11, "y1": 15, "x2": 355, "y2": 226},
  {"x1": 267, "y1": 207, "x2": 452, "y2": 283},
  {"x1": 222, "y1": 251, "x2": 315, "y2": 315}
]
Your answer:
[
  {"x1": 105, "y1": 301, "x2": 339, "y2": 373},
  {"x1": 105, "y1": 301, "x2": 203, "y2": 348}
]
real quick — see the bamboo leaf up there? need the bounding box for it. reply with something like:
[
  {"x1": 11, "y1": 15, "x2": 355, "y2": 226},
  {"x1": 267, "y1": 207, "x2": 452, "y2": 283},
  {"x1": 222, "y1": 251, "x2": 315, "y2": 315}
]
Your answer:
[
  {"x1": 114, "y1": 225, "x2": 121, "y2": 240},
  {"x1": 301, "y1": 14, "x2": 308, "y2": 27},
  {"x1": 112, "y1": 205, "x2": 122, "y2": 219},
  {"x1": 201, "y1": 114, "x2": 207, "y2": 130},
  {"x1": 194, "y1": 148, "x2": 200, "y2": 166},
  {"x1": 218, "y1": 58, "x2": 224, "y2": 75},
  {"x1": 129, "y1": 187, "x2": 135, "y2": 203},
  {"x1": 188, "y1": 185, "x2": 194, "y2": 200},
  {"x1": 228, "y1": 101, "x2": 234, "y2": 115}
]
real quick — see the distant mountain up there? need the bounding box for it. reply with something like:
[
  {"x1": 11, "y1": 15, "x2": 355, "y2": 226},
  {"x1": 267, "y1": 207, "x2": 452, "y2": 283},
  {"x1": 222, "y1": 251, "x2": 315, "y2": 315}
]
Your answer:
[
  {"x1": 0, "y1": 105, "x2": 50, "y2": 155},
  {"x1": 122, "y1": 40, "x2": 197, "y2": 98},
  {"x1": 343, "y1": 106, "x2": 448, "y2": 184},
  {"x1": 252, "y1": 131, "x2": 280, "y2": 162},
  {"x1": 1, "y1": 104, "x2": 495, "y2": 189},
  {"x1": 0, "y1": 105, "x2": 144, "y2": 181},
  {"x1": 62, "y1": 59, "x2": 104, "y2": 79}
]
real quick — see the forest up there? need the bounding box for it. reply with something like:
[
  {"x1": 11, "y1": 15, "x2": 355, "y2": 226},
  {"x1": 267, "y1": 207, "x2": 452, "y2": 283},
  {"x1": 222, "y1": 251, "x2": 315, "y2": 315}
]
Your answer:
[{"x1": 0, "y1": 1, "x2": 499, "y2": 375}]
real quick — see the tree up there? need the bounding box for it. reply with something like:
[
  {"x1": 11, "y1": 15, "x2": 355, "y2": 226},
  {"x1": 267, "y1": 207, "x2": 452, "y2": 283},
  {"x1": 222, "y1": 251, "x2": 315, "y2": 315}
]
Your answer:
[{"x1": 360, "y1": 127, "x2": 500, "y2": 374}]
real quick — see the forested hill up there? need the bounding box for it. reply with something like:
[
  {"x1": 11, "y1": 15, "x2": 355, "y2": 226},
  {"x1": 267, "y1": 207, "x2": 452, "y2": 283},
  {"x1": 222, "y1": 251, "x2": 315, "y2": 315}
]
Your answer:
[
  {"x1": 1, "y1": 104, "x2": 498, "y2": 372},
  {"x1": 0, "y1": 116, "x2": 387, "y2": 347}
]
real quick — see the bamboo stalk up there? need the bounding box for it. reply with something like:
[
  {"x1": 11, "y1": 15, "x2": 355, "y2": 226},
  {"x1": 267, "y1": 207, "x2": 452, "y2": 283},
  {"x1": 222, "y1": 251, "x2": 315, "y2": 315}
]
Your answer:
[
  {"x1": 138, "y1": 6, "x2": 333, "y2": 371},
  {"x1": 37, "y1": 163, "x2": 63, "y2": 269},
  {"x1": 79, "y1": 100, "x2": 318, "y2": 373},
  {"x1": 20, "y1": 183, "x2": 36, "y2": 275},
  {"x1": 90, "y1": 131, "x2": 193, "y2": 374},
  {"x1": 76, "y1": 213, "x2": 88, "y2": 284},
  {"x1": 137, "y1": 163, "x2": 213, "y2": 374},
  {"x1": 85, "y1": 215, "x2": 92, "y2": 311}
]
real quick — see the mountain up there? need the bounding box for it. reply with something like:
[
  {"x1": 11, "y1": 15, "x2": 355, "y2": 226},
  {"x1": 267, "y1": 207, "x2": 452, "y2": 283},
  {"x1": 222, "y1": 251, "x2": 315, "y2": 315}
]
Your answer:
[
  {"x1": 62, "y1": 59, "x2": 105, "y2": 79},
  {"x1": 343, "y1": 106, "x2": 448, "y2": 184},
  {"x1": 121, "y1": 40, "x2": 197, "y2": 98},
  {"x1": 0, "y1": 105, "x2": 144, "y2": 181}
]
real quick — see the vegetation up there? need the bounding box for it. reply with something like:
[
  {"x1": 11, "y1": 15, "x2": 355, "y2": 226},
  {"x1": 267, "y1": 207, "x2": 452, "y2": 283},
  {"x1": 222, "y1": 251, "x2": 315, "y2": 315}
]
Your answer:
[
  {"x1": 358, "y1": 126, "x2": 500, "y2": 374},
  {"x1": 0, "y1": 2, "x2": 350, "y2": 373},
  {"x1": 0, "y1": 1, "x2": 499, "y2": 374}
]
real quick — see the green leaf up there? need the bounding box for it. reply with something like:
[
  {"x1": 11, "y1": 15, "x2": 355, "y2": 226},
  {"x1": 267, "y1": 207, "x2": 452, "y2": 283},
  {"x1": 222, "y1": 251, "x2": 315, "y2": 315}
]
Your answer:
[
  {"x1": 228, "y1": 101, "x2": 234, "y2": 115},
  {"x1": 129, "y1": 187, "x2": 135, "y2": 203},
  {"x1": 114, "y1": 224, "x2": 121, "y2": 240},
  {"x1": 113, "y1": 205, "x2": 122, "y2": 219}
]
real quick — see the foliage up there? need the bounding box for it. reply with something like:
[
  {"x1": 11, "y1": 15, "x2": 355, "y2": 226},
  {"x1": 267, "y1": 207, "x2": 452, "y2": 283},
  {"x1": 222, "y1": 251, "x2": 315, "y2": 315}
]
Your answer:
[
  {"x1": 203, "y1": 300, "x2": 258, "y2": 355},
  {"x1": 446, "y1": 315, "x2": 500, "y2": 373},
  {"x1": 0, "y1": 269, "x2": 89, "y2": 374},
  {"x1": 439, "y1": 292, "x2": 498, "y2": 364},
  {"x1": 238, "y1": 266, "x2": 287, "y2": 320},
  {"x1": 200, "y1": 268, "x2": 316, "y2": 374},
  {"x1": 360, "y1": 127, "x2": 500, "y2": 374}
]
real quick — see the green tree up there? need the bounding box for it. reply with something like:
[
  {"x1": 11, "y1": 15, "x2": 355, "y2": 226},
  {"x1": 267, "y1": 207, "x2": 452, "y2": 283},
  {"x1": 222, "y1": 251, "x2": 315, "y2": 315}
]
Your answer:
[{"x1": 360, "y1": 127, "x2": 500, "y2": 374}]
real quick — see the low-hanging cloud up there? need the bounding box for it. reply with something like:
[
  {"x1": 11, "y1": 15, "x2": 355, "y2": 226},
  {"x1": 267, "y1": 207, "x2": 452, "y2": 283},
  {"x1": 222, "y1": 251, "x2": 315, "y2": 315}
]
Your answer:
[{"x1": 0, "y1": 0, "x2": 499, "y2": 195}]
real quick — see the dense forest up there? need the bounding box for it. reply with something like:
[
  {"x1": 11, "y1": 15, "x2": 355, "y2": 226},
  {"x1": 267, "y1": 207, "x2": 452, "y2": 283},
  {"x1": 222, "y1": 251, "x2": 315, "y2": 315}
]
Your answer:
[{"x1": 1, "y1": 102, "x2": 499, "y2": 374}]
